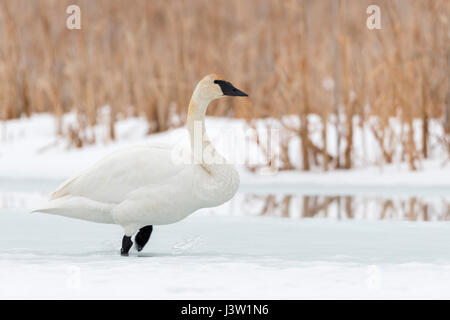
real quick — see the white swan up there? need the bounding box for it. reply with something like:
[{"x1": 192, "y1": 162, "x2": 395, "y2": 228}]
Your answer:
[{"x1": 33, "y1": 74, "x2": 248, "y2": 255}]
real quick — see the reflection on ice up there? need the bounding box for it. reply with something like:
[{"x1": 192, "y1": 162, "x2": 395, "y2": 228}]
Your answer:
[
  {"x1": 1, "y1": 178, "x2": 449, "y2": 221},
  {"x1": 234, "y1": 194, "x2": 450, "y2": 221}
]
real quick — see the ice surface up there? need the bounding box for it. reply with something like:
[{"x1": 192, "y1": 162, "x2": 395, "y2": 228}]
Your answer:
[{"x1": 1, "y1": 205, "x2": 449, "y2": 299}]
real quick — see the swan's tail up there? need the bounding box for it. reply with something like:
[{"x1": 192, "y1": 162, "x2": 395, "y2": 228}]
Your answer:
[{"x1": 32, "y1": 195, "x2": 115, "y2": 224}]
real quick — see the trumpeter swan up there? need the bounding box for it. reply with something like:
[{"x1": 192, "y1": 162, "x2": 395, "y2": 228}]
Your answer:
[{"x1": 33, "y1": 74, "x2": 248, "y2": 255}]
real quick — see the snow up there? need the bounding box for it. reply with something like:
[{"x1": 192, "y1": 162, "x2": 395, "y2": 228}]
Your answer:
[
  {"x1": 1, "y1": 206, "x2": 450, "y2": 299},
  {"x1": 1, "y1": 176, "x2": 449, "y2": 299},
  {"x1": 1, "y1": 113, "x2": 449, "y2": 185}
]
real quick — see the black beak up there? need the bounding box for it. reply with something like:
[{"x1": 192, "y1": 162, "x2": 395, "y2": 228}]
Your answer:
[{"x1": 214, "y1": 80, "x2": 248, "y2": 97}]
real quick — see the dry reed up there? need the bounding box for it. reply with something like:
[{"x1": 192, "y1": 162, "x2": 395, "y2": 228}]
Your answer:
[{"x1": 0, "y1": 0, "x2": 448, "y2": 170}]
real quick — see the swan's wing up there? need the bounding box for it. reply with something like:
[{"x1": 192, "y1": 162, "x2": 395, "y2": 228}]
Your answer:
[
  {"x1": 113, "y1": 170, "x2": 197, "y2": 227},
  {"x1": 50, "y1": 144, "x2": 186, "y2": 203}
]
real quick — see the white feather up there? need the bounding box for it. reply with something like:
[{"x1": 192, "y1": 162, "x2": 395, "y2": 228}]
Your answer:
[{"x1": 33, "y1": 74, "x2": 242, "y2": 236}]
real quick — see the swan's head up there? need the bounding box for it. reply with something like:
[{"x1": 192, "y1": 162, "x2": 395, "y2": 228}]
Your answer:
[{"x1": 193, "y1": 74, "x2": 248, "y2": 103}]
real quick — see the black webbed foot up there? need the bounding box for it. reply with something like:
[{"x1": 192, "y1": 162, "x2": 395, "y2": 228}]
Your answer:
[
  {"x1": 121, "y1": 235, "x2": 133, "y2": 256},
  {"x1": 134, "y1": 225, "x2": 153, "y2": 252}
]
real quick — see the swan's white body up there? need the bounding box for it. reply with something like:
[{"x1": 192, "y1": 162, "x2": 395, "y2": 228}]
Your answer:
[{"x1": 34, "y1": 74, "x2": 242, "y2": 236}]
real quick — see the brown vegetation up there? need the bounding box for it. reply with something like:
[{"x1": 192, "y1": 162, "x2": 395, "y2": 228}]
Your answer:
[{"x1": 0, "y1": 0, "x2": 448, "y2": 170}]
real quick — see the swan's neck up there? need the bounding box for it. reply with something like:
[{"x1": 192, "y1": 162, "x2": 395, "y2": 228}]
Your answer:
[
  {"x1": 186, "y1": 98, "x2": 207, "y2": 156},
  {"x1": 186, "y1": 90, "x2": 240, "y2": 205},
  {"x1": 186, "y1": 90, "x2": 225, "y2": 167}
]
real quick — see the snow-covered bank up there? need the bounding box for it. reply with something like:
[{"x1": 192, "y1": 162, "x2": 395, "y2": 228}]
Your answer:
[
  {"x1": 1, "y1": 208, "x2": 449, "y2": 299},
  {"x1": 1, "y1": 113, "x2": 449, "y2": 187}
]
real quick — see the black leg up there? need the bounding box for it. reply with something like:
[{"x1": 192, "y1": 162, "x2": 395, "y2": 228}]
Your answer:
[
  {"x1": 121, "y1": 235, "x2": 133, "y2": 256},
  {"x1": 134, "y1": 225, "x2": 153, "y2": 252}
]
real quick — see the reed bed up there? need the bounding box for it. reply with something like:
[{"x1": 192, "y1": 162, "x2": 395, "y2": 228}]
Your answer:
[{"x1": 0, "y1": 0, "x2": 448, "y2": 170}]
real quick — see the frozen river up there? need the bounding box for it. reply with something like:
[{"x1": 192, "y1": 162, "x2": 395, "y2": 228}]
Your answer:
[{"x1": 0, "y1": 178, "x2": 449, "y2": 299}]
